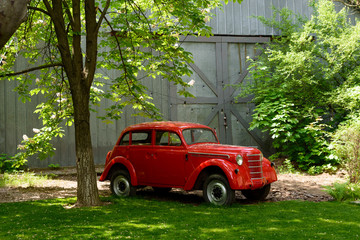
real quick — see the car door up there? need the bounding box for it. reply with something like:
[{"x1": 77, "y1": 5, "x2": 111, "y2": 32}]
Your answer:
[
  {"x1": 128, "y1": 131, "x2": 153, "y2": 184},
  {"x1": 149, "y1": 130, "x2": 186, "y2": 186}
]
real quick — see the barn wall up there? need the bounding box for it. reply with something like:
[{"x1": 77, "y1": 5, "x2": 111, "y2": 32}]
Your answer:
[
  {"x1": 0, "y1": 70, "x2": 171, "y2": 168},
  {"x1": 210, "y1": 0, "x2": 313, "y2": 36}
]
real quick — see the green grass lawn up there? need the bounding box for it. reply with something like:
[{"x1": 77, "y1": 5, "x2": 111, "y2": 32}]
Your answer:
[{"x1": 1, "y1": 197, "x2": 359, "y2": 239}]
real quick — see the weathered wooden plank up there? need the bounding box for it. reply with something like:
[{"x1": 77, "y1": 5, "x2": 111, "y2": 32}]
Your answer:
[
  {"x1": 208, "y1": 0, "x2": 316, "y2": 36},
  {"x1": 0, "y1": 80, "x2": 5, "y2": 153},
  {"x1": 4, "y1": 79, "x2": 16, "y2": 156},
  {"x1": 240, "y1": 0, "x2": 250, "y2": 35}
]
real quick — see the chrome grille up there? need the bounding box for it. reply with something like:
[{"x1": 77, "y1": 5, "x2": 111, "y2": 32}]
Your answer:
[{"x1": 247, "y1": 153, "x2": 263, "y2": 184}]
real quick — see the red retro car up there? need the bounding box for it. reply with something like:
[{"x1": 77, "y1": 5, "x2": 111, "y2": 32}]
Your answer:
[{"x1": 100, "y1": 121, "x2": 277, "y2": 205}]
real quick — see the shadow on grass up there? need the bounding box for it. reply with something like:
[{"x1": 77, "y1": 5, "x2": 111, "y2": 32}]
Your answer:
[
  {"x1": 135, "y1": 188, "x2": 255, "y2": 206},
  {"x1": 136, "y1": 188, "x2": 204, "y2": 205},
  {"x1": 1, "y1": 196, "x2": 359, "y2": 239}
]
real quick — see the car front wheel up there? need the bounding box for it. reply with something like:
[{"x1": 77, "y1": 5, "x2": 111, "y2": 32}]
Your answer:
[
  {"x1": 110, "y1": 170, "x2": 136, "y2": 197},
  {"x1": 203, "y1": 174, "x2": 235, "y2": 206},
  {"x1": 241, "y1": 184, "x2": 271, "y2": 201}
]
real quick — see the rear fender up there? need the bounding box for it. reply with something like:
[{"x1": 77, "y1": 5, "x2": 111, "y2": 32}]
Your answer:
[{"x1": 99, "y1": 157, "x2": 138, "y2": 186}]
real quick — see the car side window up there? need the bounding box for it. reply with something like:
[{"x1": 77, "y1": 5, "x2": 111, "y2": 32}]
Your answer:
[
  {"x1": 155, "y1": 131, "x2": 182, "y2": 146},
  {"x1": 132, "y1": 131, "x2": 152, "y2": 145},
  {"x1": 119, "y1": 132, "x2": 130, "y2": 145}
]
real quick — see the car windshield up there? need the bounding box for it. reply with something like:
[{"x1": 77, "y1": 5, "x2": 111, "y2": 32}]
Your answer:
[{"x1": 182, "y1": 128, "x2": 218, "y2": 145}]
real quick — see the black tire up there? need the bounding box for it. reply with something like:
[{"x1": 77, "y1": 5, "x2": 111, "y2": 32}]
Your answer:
[
  {"x1": 203, "y1": 174, "x2": 235, "y2": 206},
  {"x1": 241, "y1": 184, "x2": 271, "y2": 201},
  {"x1": 110, "y1": 170, "x2": 136, "y2": 197},
  {"x1": 153, "y1": 187, "x2": 172, "y2": 194}
]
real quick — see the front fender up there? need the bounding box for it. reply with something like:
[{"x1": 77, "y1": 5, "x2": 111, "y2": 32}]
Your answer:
[
  {"x1": 263, "y1": 158, "x2": 277, "y2": 184},
  {"x1": 184, "y1": 159, "x2": 244, "y2": 191},
  {"x1": 99, "y1": 157, "x2": 138, "y2": 186}
]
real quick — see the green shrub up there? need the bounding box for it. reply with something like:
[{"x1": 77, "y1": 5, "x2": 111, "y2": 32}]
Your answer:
[
  {"x1": 307, "y1": 164, "x2": 337, "y2": 175},
  {"x1": 0, "y1": 154, "x2": 25, "y2": 173},
  {"x1": 250, "y1": 94, "x2": 336, "y2": 171},
  {"x1": 330, "y1": 116, "x2": 360, "y2": 183},
  {"x1": 48, "y1": 164, "x2": 61, "y2": 169},
  {"x1": 237, "y1": 0, "x2": 360, "y2": 171},
  {"x1": 324, "y1": 182, "x2": 360, "y2": 201},
  {"x1": 276, "y1": 158, "x2": 298, "y2": 174}
]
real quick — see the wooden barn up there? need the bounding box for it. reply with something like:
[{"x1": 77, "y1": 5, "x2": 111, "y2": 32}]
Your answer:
[{"x1": 0, "y1": 0, "x2": 326, "y2": 167}]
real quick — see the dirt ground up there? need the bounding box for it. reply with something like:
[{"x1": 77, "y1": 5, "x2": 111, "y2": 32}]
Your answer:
[{"x1": 0, "y1": 167, "x2": 347, "y2": 204}]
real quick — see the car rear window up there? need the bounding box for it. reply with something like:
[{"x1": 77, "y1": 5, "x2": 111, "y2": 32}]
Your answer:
[
  {"x1": 119, "y1": 132, "x2": 130, "y2": 145},
  {"x1": 131, "y1": 131, "x2": 152, "y2": 145}
]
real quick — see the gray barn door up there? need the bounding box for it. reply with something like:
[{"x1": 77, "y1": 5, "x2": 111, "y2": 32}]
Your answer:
[{"x1": 170, "y1": 36, "x2": 271, "y2": 155}]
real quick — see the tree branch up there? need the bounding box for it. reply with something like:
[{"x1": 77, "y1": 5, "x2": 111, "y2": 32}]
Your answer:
[
  {"x1": 42, "y1": 0, "x2": 55, "y2": 18},
  {"x1": 28, "y1": 6, "x2": 50, "y2": 16},
  {"x1": 0, "y1": 63, "x2": 63, "y2": 77},
  {"x1": 44, "y1": 0, "x2": 74, "y2": 82},
  {"x1": 101, "y1": 13, "x2": 158, "y2": 119},
  {"x1": 72, "y1": 0, "x2": 83, "y2": 84},
  {"x1": 62, "y1": 0, "x2": 75, "y2": 31},
  {"x1": 83, "y1": 0, "x2": 97, "y2": 87},
  {"x1": 333, "y1": 0, "x2": 360, "y2": 12},
  {"x1": 95, "y1": 0, "x2": 110, "y2": 33}
]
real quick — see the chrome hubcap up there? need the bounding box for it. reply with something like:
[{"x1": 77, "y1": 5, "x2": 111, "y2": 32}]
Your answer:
[
  {"x1": 207, "y1": 180, "x2": 227, "y2": 205},
  {"x1": 113, "y1": 175, "x2": 130, "y2": 196}
]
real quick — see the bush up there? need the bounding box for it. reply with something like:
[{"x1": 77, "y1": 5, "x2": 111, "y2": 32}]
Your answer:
[
  {"x1": 250, "y1": 94, "x2": 336, "y2": 171},
  {"x1": 324, "y1": 182, "x2": 360, "y2": 201},
  {"x1": 48, "y1": 164, "x2": 61, "y2": 169},
  {"x1": 330, "y1": 116, "x2": 360, "y2": 183},
  {"x1": 307, "y1": 164, "x2": 337, "y2": 175},
  {"x1": 0, "y1": 154, "x2": 25, "y2": 173},
  {"x1": 237, "y1": 0, "x2": 360, "y2": 171},
  {"x1": 274, "y1": 158, "x2": 298, "y2": 174}
]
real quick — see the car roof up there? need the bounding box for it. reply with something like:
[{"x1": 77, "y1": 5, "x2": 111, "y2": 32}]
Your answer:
[{"x1": 123, "y1": 121, "x2": 212, "y2": 132}]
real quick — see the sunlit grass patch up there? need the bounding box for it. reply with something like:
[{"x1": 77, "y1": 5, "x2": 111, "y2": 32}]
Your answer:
[
  {"x1": 0, "y1": 172, "x2": 50, "y2": 188},
  {"x1": 1, "y1": 197, "x2": 360, "y2": 239}
]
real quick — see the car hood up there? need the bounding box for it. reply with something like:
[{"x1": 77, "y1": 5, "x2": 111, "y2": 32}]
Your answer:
[{"x1": 187, "y1": 143, "x2": 261, "y2": 156}]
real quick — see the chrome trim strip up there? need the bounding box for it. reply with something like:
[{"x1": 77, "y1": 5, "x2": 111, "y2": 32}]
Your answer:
[{"x1": 188, "y1": 152, "x2": 230, "y2": 159}]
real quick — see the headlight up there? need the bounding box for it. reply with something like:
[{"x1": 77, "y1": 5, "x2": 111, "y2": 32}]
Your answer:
[{"x1": 236, "y1": 155, "x2": 243, "y2": 166}]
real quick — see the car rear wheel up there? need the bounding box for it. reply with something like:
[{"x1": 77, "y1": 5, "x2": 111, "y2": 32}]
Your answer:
[
  {"x1": 110, "y1": 170, "x2": 136, "y2": 197},
  {"x1": 203, "y1": 174, "x2": 235, "y2": 206},
  {"x1": 241, "y1": 184, "x2": 271, "y2": 201}
]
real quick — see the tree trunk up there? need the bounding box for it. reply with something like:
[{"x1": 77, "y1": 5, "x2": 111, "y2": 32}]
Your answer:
[
  {"x1": 0, "y1": 0, "x2": 28, "y2": 49},
  {"x1": 72, "y1": 82, "x2": 102, "y2": 206},
  {"x1": 45, "y1": 0, "x2": 102, "y2": 206}
]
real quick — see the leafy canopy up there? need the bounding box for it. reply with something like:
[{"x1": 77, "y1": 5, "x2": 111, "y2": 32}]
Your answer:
[{"x1": 0, "y1": 0, "x2": 242, "y2": 165}]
